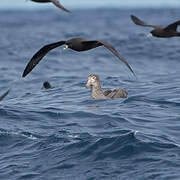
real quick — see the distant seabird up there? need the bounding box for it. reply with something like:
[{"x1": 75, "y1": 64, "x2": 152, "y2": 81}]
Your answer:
[
  {"x1": 22, "y1": 37, "x2": 135, "y2": 77},
  {"x1": 86, "y1": 74, "x2": 128, "y2": 100},
  {"x1": 131, "y1": 15, "x2": 180, "y2": 38},
  {"x1": 30, "y1": 0, "x2": 71, "y2": 13},
  {"x1": 0, "y1": 90, "x2": 10, "y2": 102},
  {"x1": 42, "y1": 81, "x2": 52, "y2": 89}
]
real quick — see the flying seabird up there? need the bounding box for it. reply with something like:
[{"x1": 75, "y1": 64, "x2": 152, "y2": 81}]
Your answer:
[
  {"x1": 86, "y1": 74, "x2": 128, "y2": 100},
  {"x1": 131, "y1": 15, "x2": 180, "y2": 38},
  {"x1": 22, "y1": 37, "x2": 135, "y2": 77},
  {"x1": 0, "y1": 90, "x2": 10, "y2": 102},
  {"x1": 30, "y1": 0, "x2": 71, "y2": 13}
]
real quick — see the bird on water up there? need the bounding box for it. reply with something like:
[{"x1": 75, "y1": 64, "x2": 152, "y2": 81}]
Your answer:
[
  {"x1": 86, "y1": 74, "x2": 128, "y2": 100},
  {"x1": 41, "y1": 81, "x2": 52, "y2": 89}
]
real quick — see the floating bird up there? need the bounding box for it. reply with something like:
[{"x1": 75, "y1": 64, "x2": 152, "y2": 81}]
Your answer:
[
  {"x1": 0, "y1": 90, "x2": 10, "y2": 102},
  {"x1": 86, "y1": 74, "x2": 128, "y2": 100},
  {"x1": 131, "y1": 15, "x2": 180, "y2": 38},
  {"x1": 29, "y1": 0, "x2": 71, "y2": 13},
  {"x1": 22, "y1": 37, "x2": 135, "y2": 77},
  {"x1": 41, "y1": 81, "x2": 52, "y2": 89}
]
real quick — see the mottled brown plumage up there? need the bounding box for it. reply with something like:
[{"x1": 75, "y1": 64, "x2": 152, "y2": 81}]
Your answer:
[{"x1": 86, "y1": 74, "x2": 128, "y2": 100}]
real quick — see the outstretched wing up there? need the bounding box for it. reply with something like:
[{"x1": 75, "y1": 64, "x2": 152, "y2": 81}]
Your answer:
[
  {"x1": 97, "y1": 40, "x2": 136, "y2": 76},
  {"x1": 164, "y1": 20, "x2": 180, "y2": 31},
  {"x1": 0, "y1": 89, "x2": 10, "y2": 102},
  {"x1": 50, "y1": 0, "x2": 71, "y2": 13},
  {"x1": 22, "y1": 41, "x2": 65, "y2": 77},
  {"x1": 131, "y1": 15, "x2": 161, "y2": 29}
]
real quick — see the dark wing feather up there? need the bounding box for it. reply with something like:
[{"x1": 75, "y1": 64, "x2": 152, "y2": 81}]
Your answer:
[
  {"x1": 97, "y1": 40, "x2": 136, "y2": 76},
  {"x1": 108, "y1": 88, "x2": 128, "y2": 98},
  {"x1": 131, "y1": 15, "x2": 162, "y2": 29},
  {"x1": 22, "y1": 41, "x2": 65, "y2": 77},
  {"x1": 103, "y1": 90, "x2": 112, "y2": 96},
  {"x1": 0, "y1": 89, "x2": 10, "y2": 102},
  {"x1": 50, "y1": 0, "x2": 71, "y2": 13},
  {"x1": 81, "y1": 40, "x2": 102, "y2": 50},
  {"x1": 164, "y1": 20, "x2": 180, "y2": 31}
]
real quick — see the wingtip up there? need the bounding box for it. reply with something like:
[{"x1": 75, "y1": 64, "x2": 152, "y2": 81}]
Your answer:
[
  {"x1": 133, "y1": 71, "x2": 136, "y2": 77},
  {"x1": 22, "y1": 71, "x2": 27, "y2": 78},
  {"x1": 0, "y1": 89, "x2": 10, "y2": 102},
  {"x1": 130, "y1": 68, "x2": 136, "y2": 77},
  {"x1": 66, "y1": 9, "x2": 72, "y2": 13}
]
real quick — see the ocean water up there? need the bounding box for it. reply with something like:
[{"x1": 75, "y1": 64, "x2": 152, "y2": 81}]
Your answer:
[{"x1": 1, "y1": 7, "x2": 180, "y2": 180}]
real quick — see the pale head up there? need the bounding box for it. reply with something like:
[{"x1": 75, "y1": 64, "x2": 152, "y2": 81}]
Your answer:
[
  {"x1": 147, "y1": 32, "x2": 153, "y2": 37},
  {"x1": 86, "y1": 74, "x2": 99, "y2": 88},
  {"x1": 63, "y1": 45, "x2": 68, "y2": 50}
]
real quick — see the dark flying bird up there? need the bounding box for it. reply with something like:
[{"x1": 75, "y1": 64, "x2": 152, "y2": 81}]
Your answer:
[
  {"x1": 86, "y1": 74, "x2": 128, "y2": 100},
  {"x1": 0, "y1": 90, "x2": 10, "y2": 102},
  {"x1": 22, "y1": 37, "x2": 135, "y2": 77},
  {"x1": 30, "y1": 0, "x2": 71, "y2": 13},
  {"x1": 131, "y1": 15, "x2": 180, "y2": 38}
]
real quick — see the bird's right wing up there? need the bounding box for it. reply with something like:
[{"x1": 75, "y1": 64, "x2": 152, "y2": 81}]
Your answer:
[
  {"x1": 164, "y1": 20, "x2": 180, "y2": 31},
  {"x1": 131, "y1": 15, "x2": 162, "y2": 29},
  {"x1": 22, "y1": 41, "x2": 65, "y2": 77},
  {"x1": 98, "y1": 40, "x2": 136, "y2": 76},
  {"x1": 51, "y1": 0, "x2": 71, "y2": 13},
  {"x1": 0, "y1": 89, "x2": 10, "y2": 102}
]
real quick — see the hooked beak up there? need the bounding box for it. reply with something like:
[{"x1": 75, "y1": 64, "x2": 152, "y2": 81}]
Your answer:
[
  {"x1": 147, "y1": 33, "x2": 153, "y2": 38},
  {"x1": 64, "y1": 45, "x2": 68, "y2": 50},
  {"x1": 86, "y1": 80, "x2": 91, "y2": 88}
]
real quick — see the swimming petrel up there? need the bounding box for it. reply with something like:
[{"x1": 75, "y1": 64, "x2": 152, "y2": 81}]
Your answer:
[
  {"x1": 131, "y1": 15, "x2": 180, "y2": 38},
  {"x1": 22, "y1": 37, "x2": 135, "y2": 77},
  {"x1": 86, "y1": 74, "x2": 128, "y2": 100},
  {"x1": 30, "y1": 0, "x2": 71, "y2": 13},
  {"x1": 41, "y1": 81, "x2": 52, "y2": 89}
]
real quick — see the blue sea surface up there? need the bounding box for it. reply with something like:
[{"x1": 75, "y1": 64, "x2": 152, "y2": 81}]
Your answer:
[{"x1": 1, "y1": 7, "x2": 180, "y2": 180}]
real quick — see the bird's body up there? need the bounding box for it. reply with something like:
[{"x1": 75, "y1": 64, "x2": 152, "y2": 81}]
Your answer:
[
  {"x1": 22, "y1": 37, "x2": 135, "y2": 77},
  {"x1": 31, "y1": 0, "x2": 51, "y2": 3},
  {"x1": 29, "y1": 0, "x2": 71, "y2": 13},
  {"x1": 151, "y1": 28, "x2": 180, "y2": 38},
  {"x1": 65, "y1": 38, "x2": 102, "y2": 51},
  {"x1": 131, "y1": 15, "x2": 180, "y2": 38},
  {"x1": 86, "y1": 74, "x2": 128, "y2": 100}
]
